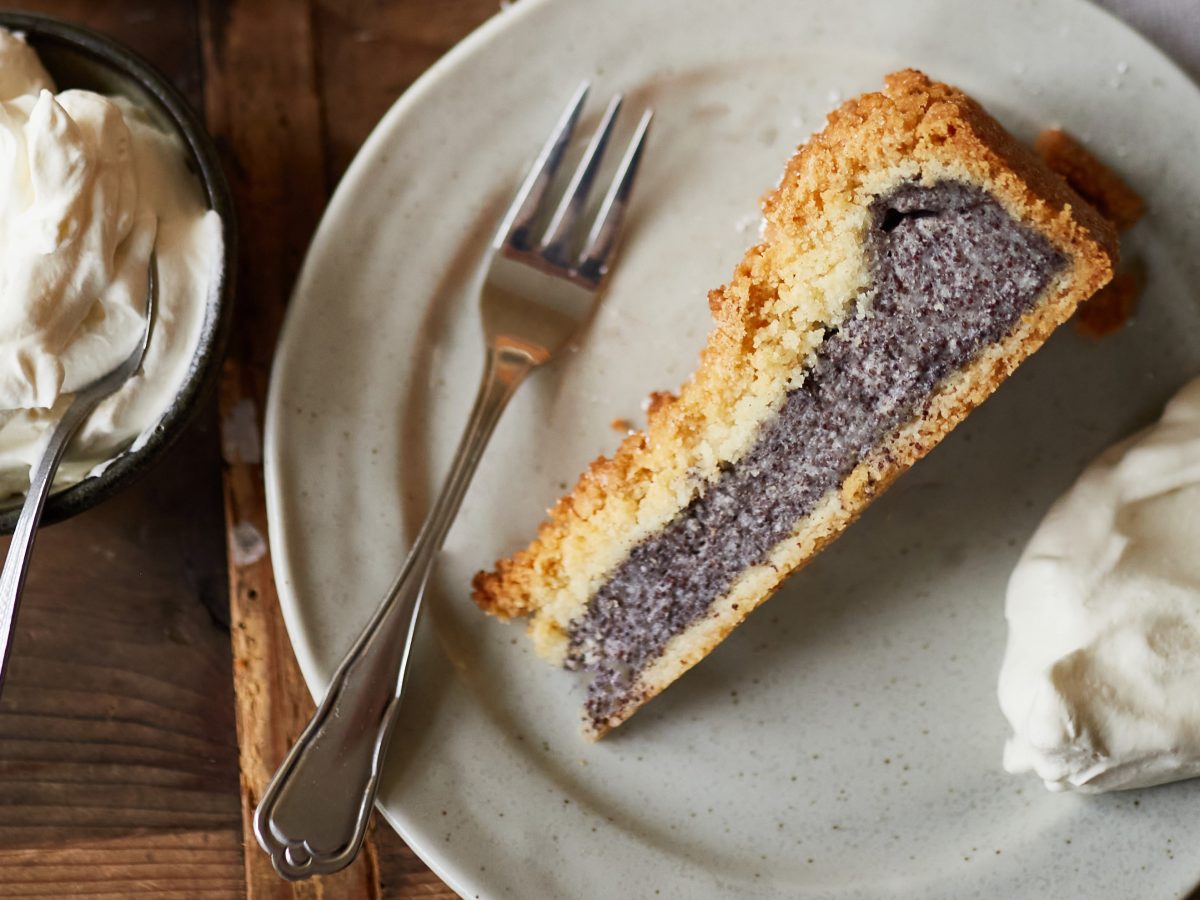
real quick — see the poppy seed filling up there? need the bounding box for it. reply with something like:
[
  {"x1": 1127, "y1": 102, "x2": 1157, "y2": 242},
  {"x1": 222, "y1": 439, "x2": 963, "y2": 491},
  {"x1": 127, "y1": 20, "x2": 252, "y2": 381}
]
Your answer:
[{"x1": 565, "y1": 180, "x2": 1067, "y2": 727}]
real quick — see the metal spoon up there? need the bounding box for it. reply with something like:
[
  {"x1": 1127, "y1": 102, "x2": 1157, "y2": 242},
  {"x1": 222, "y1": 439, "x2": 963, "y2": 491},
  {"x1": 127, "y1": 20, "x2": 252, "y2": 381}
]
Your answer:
[{"x1": 0, "y1": 252, "x2": 158, "y2": 690}]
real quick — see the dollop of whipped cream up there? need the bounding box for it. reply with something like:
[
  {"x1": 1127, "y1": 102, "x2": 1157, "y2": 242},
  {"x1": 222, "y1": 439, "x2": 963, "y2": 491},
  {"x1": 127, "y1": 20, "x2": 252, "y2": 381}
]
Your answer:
[
  {"x1": 999, "y1": 376, "x2": 1200, "y2": 793},
  {"x1": 0, "y1": 27, "x2": 222, "y2": 497}
]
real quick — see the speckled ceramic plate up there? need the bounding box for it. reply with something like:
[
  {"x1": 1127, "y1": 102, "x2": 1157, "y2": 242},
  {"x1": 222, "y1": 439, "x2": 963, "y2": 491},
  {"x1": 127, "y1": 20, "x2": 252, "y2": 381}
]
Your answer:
[{"x1": 265, "y1": 1, "x2": 1200, "y2": 896}]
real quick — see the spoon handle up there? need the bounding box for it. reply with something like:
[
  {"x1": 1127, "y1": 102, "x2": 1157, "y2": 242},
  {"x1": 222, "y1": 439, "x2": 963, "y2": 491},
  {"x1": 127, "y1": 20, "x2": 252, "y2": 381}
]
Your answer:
[
  {"x1": 0, "y1": 392, "x2": 104, "y2": 687},
  {"x1": 0, "y1": 254, "x2": 155, "y2": 691}
]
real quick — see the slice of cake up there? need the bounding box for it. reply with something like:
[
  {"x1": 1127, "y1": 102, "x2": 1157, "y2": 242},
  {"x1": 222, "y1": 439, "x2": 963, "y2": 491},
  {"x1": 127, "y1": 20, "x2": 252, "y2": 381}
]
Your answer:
[{"x1": 474, "y1": 70, "x2": 1118, "y2": 738}]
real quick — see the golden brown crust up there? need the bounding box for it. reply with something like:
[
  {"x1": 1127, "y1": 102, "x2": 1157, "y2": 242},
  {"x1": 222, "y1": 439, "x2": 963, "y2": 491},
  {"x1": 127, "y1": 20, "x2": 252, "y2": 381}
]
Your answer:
[{"x1": 472, "y1": 70, "x2": 1118, "y2": 736}]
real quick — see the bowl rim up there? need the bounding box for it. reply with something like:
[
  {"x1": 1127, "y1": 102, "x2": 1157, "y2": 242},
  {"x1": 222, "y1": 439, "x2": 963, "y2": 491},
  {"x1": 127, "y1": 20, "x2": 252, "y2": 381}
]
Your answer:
[{"x1": 0, "y1": 12, "x2": 237, "y2": 534}]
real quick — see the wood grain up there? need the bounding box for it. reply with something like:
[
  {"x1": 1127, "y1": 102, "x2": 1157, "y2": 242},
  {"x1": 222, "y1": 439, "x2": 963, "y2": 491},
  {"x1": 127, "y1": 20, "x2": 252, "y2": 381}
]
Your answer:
[
  {"x1": 0, "y1": 420, "x2": 244, "y2": 900},
  {"x1": 199, "y1": 0, "x2": 389, "y2": 896},
  {"x1": 312, "y1": 0, "x2": 500, "y2": 181}
]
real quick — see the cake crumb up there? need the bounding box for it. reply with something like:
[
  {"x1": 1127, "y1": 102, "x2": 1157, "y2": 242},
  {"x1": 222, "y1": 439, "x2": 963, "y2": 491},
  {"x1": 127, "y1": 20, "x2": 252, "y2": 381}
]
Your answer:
[
  {"x1": 1075, "y1": 265, "x2": 1145, "y2": 339},
  {"x1": 610, "y1": 418, "x2": 634, "y2": 433},
  {"x1": 1035, "y1": 129, "x2": 1145, "y2": 230},
  {"x1": 643, "y1": 391, "x2": 675, "y2": 416}
]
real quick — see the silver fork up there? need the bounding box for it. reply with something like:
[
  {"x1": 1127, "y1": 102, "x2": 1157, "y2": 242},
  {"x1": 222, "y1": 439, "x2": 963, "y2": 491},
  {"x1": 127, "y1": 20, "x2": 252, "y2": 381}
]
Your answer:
[{"x1": 254, "y1": 84, "x2": 652, "y2": 880}]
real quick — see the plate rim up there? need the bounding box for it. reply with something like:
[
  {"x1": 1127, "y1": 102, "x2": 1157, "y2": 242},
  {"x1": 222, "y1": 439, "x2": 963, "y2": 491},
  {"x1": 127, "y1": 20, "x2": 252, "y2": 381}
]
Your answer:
[{"x1": 263, "y1": 0, "x2": 1200, "y2": 896}]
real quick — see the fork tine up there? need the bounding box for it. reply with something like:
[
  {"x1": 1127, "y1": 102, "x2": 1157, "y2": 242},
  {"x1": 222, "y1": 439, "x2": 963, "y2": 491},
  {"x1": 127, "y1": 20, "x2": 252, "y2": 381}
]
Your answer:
[
  {"x1": 494, "y1": 82, "x2": 590, "y2": 252},
  {"x1": 538, "y1": 94, "x2": 623, "y2": 263},
  {"x1": 577, "y1": 108, "x2": 653, "y2": 284}
]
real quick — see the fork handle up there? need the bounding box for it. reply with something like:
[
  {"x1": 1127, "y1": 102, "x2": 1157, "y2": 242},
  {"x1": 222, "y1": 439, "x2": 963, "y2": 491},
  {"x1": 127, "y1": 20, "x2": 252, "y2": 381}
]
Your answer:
[
  {"x1": 0, "y1": 390, "x2": 106, "y2": 689},
  {"x1": 253, "y1": 341, "x2": 535, "y2": 880}
]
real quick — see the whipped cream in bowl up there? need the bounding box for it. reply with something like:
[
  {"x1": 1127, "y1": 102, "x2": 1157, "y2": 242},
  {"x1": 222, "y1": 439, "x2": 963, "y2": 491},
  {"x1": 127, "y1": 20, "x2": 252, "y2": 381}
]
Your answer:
[{"x1": 0, "y1": 15, "x2": 234, "y2": 530}]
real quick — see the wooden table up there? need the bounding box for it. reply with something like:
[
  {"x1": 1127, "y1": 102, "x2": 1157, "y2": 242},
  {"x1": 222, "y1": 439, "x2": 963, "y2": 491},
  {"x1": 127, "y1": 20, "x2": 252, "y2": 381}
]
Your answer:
[
  {"x1": 0, "y1": 2, "x2": 496, "y2": 896},
  {"x1": 3, "y1": 3, "x2": 1199, "y2": 899}
]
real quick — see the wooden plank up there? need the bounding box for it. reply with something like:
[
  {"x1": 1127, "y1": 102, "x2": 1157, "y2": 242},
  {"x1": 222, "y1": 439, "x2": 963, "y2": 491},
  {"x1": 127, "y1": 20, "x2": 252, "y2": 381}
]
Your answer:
[
  {"x1": 0, "y1": 435, "x2": 244, "y2": 900},
  {"x1": 199, "y1": 0, "x2": 387, "y2": 896},
  {"x1": 312, "y1": 0, "x2": 502, "y2": 182},
  {"x1": 10, "y1": 0, "x2": 206, "y2": 108},
  {"x1": 0, "y1": 2, "x2": 245, "y2": 897},
  {"x1": 0, "y1": 831, "x2": 244, "y2": 898}
]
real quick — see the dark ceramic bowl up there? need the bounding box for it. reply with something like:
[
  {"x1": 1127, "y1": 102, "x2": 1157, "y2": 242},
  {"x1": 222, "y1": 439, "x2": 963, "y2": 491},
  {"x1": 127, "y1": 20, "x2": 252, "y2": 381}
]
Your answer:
[{"x1": 0, "y1": 13, "x2": 236, "y2": 534}]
